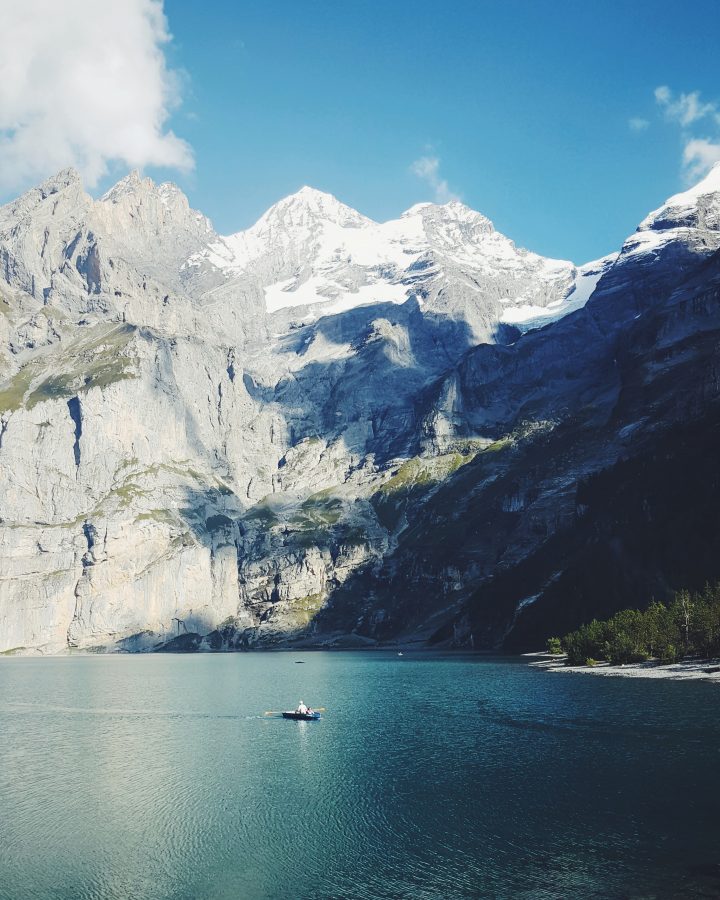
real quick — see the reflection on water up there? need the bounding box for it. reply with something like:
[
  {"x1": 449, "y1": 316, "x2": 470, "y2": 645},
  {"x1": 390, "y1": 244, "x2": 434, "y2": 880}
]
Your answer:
[{"x1": 1, "y1": 652, "x2": 720, "y2": 899}]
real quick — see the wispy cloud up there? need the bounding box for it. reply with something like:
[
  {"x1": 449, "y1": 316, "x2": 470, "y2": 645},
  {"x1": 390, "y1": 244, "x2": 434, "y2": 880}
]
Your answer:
[
  {"x1": 0, "y1": 0, "x2": 193, "y2": 194},
  {"x1": 410, "y1": 155, "x2": 459, "y2": 203},
  {"x1": 655, "y1": 86, "x2": 720, "y2": 127},
  {"x1": 654, "y1": 85, "x2": 720, "y2": 181},
  {"x1": 628, "y1": 117, "x2": 650, "y2": 133}
]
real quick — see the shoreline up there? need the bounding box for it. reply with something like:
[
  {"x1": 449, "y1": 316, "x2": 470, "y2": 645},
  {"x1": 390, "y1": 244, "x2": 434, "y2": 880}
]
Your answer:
[
  {"x1": 0, "y1": 644, "x2": 496, "y2": 659},
  {"x1": 526, "y1": 651, "x2": 720, "y2": 682}
]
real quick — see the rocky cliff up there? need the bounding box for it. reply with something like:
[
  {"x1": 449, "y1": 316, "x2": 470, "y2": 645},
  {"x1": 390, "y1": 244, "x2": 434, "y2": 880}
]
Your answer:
[{"x1": 1, "y1": 164, "x2": 719, "y2": 653}]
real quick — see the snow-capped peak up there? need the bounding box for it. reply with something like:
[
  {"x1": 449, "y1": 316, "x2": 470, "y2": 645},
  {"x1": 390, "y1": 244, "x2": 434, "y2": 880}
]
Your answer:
[
  {"x1": 250, "y1": 185, "x2": 373, "y2": 231},
  {"x1": 401, "y1": 202, "x2": 434, "y2": 217},
  {"x1": 187, "y1": 186, "x2": 579, "y2": 328},
  {"x1": 404, "y1": 198, "x2": 495, "y2": 244},
  {"x1": 656, "y1": 161, "x2": 720, "y2": 213},
  {"x1": 640, "y1": 161, "x2": 720, "y2": 231},
  {"x1": 618, "y1": 162, "x2": 720, "y2": 263},
  {"x1": 401, "y1": 198, "x2": 492, "y2": 227}
]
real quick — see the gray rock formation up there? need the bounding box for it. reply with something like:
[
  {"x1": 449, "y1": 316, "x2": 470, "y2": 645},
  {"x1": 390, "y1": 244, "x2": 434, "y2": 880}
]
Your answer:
[{"x1": 1, "y1": 163, "x2": 719, "y2": 653}]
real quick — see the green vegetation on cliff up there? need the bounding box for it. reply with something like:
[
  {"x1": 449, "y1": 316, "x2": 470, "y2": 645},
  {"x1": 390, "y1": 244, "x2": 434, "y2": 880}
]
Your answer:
[{"x1": 0, "y1": 324, "x2": 138, "y2": 413}]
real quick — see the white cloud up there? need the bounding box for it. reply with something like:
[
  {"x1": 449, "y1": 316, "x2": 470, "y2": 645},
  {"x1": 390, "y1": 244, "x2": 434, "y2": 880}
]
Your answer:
[
  {"x1": 654, "y1": 85, "x2": 720, "y2": 181},
  {"x1": 0, "y1": 0, "x2": 193, "y2": 193},
  {"x1": 629, "y1": 117, "x2": 650, "y2": 133},
  {"x1": 683, "y1": 138, "x2": 720, "y2": 181},
  {"x1": 654, "y1": 85, "x2": 719, "y2": 127},
  {"x1": 410, "y1": 155, "x2": 459, "y2": 203}
]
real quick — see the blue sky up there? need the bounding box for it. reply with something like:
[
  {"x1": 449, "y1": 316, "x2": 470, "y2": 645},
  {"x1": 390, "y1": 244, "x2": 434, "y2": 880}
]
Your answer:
[{"x1": 3, "y1": 1, "x2": 720, "y2": 263}]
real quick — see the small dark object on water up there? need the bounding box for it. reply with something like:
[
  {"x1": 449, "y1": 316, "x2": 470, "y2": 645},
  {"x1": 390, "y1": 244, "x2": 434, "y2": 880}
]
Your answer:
[
  {"x1": 282, "y1": 711, "x2": 321, "y2": 721},
  {"x1": 295, "y1": 661, "x2": 305, "y2": 664}
]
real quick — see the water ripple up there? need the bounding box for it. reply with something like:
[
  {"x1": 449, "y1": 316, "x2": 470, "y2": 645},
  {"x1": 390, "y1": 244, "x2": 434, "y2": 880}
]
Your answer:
[{"x1": 1, "y1": 653, "x2": 720, "y2": 899}]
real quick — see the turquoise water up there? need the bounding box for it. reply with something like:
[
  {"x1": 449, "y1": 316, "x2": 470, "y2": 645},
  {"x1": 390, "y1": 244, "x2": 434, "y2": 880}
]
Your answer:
[{"x1": 1, "y1": 653, "x2": 720, "y2": 899}]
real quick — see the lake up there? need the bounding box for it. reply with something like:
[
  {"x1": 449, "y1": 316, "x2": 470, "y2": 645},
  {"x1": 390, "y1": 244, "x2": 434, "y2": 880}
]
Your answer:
[{"x1": 1, "y1": 652, "x2": 719, "y2": 899}]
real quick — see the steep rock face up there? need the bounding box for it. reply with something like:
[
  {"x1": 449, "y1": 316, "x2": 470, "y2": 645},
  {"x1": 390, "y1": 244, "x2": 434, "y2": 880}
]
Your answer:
[
  {"x1": 1, "y1": 165, "x2": 720, "y2": 653},
  {"x1": 315, "y1": 176, "x2": 720, "y2": 648}
]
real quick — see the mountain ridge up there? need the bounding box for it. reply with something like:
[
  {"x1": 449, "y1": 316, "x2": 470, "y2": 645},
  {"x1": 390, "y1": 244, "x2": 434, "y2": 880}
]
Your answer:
[{"x1": 0, "y1": 166, "x2": 719, "y2": 653}]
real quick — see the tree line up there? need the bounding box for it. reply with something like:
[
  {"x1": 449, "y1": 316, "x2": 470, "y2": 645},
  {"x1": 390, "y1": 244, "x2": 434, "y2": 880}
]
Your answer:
[{"x1": 547, "y1": 583, "x2": 720, "y2": 666}]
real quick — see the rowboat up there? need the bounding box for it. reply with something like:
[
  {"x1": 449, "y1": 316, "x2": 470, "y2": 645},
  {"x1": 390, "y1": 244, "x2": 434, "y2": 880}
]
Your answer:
[{"x1": 282, "y1": 711, "x2": 321, "y2": 721}]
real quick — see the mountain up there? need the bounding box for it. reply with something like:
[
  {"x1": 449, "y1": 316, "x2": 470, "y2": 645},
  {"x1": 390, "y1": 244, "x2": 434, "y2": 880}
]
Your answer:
[
  {"x1": 190, "y1": 185, "x2": 596, "y2": 337},
  {"x1": 0, "y1": 165, "x2": 718, "y2": 653}
]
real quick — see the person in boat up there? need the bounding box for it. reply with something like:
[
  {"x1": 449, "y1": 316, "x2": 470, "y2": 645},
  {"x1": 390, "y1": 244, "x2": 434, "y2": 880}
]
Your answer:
[{"x1": 296, "y1": 700, "x2": 308, "y2": 714}]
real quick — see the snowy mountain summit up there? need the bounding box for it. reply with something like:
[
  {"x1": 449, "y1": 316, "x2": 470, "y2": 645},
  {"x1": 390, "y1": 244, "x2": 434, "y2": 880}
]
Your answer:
[
  {"x1": 618, "y1": 162, "x2": 720, "y2": 263},
  {"x1": 189, "y1": 185, "x2": 600, "y2": 335}
]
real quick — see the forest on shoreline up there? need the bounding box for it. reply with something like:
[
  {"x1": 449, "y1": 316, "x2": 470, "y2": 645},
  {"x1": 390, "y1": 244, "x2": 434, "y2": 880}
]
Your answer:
[{"x1": 549, "y1": 584, "x2": 720, "y2": 666}]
